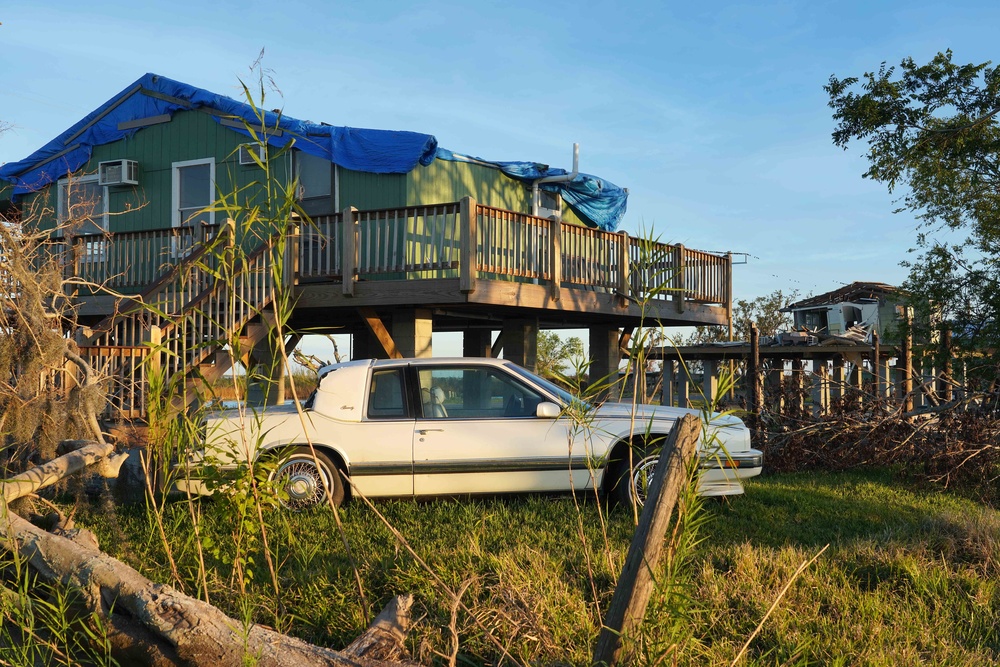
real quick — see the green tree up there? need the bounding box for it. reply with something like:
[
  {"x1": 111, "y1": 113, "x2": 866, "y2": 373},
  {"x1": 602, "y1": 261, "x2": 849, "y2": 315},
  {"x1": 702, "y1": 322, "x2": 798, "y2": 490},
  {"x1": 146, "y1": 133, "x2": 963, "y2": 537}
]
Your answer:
[
  {"x1": 684, "y1": 289, "x2": 798, "y2": 345},
  {"x1": 825, "y1": 50, "x2": 1000, "y2": 360},
  {"x1": 536, "y1": 331, "x2": 584, "y2": 379}
]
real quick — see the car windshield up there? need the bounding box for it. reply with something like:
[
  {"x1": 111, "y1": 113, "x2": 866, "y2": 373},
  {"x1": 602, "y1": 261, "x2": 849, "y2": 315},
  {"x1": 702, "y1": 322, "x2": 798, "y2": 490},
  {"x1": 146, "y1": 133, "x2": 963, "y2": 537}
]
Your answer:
[{"x1": 505, "y1": 363, "x2": 591, "y2": 410}]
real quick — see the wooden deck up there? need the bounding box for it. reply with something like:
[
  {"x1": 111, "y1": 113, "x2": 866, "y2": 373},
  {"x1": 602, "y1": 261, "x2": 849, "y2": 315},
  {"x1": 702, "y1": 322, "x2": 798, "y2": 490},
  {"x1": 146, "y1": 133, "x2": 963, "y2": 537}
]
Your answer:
[
  {"x1": 65, "y1": 197, "x2": 732, "y2": 331},
  {"x1": 34, "y1": 199, "x2": 736, "y2": 419}
]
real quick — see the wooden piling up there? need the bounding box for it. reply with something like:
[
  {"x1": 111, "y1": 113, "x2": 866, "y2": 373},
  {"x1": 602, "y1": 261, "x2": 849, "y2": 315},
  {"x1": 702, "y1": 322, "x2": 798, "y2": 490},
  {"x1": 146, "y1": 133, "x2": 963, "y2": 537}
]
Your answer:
[
  {"x1": 941, "y1": 328, "x2": 953, "y2": 402},
  {"x1": 901, "y1": 315, "x2": 913, "y2": 414},
  {"x1": 748, "y1": 323, "x2": 762, "y2": 426}
]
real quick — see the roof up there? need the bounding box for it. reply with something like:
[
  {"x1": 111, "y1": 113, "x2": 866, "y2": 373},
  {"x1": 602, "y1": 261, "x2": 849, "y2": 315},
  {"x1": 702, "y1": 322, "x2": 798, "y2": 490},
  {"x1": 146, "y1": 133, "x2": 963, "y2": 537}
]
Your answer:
[
  {"x1": 0, "y1": 73, "x2": 627, "y2": 231},
  {"x1": 782, "y1": 281, "x2": 898, "y2": 311}
]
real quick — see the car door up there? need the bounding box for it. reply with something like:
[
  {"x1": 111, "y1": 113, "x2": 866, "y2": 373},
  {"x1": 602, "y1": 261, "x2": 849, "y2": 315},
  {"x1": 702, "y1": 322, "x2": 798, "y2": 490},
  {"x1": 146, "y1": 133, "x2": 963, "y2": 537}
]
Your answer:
[
  {"x1": 342, "y1": 366, "x2": 416, "y2": 498},
  {"x1": 411, "y1": 364, "x2": 595, "y2": 497}
]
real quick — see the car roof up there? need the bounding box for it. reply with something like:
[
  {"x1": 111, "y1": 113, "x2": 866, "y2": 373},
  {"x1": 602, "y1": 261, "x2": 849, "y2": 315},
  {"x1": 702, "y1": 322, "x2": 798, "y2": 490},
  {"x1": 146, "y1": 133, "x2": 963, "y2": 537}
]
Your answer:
[
  {"x1": 316, "y1": 357, "x2": 514, "y2": 378},
  {"x1": 372, "y1": 357, "x2": 512, "y2": 368}
]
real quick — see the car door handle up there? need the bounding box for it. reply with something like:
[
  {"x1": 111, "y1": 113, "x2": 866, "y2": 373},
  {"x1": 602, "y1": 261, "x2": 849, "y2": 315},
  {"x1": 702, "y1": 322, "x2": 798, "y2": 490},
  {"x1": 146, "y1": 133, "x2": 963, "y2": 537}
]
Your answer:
[{"x1": 417, "y1": 428, "x2": 444, "y2": 435}]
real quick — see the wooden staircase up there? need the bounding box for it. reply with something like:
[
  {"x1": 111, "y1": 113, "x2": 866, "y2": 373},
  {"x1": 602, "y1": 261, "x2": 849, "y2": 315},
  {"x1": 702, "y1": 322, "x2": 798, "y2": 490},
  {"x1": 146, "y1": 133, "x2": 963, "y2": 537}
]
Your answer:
[{"x1": 78, "y1": 224, "x2": 281, "y2": 419}]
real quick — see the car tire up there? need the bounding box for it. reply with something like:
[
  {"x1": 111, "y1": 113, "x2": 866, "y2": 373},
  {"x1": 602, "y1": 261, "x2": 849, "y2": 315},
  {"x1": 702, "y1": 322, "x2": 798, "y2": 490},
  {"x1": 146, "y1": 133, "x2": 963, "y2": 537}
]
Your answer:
[
  {"x1": 269, "y1": 446, "x2": 344, "y2": 510},
  {"x1": 608, "y1": 446, "x2": 660, "y2": 509}
]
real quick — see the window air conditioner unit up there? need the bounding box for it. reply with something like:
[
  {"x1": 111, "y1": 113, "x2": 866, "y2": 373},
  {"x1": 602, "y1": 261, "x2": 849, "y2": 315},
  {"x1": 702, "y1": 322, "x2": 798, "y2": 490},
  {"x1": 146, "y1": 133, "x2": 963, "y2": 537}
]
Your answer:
[
  {"x1": 239, "y1": 144, "x2": 266, "y2": 166},
  {"x1": 98, "y1": 159, "x2": 139, "y2": 186}
]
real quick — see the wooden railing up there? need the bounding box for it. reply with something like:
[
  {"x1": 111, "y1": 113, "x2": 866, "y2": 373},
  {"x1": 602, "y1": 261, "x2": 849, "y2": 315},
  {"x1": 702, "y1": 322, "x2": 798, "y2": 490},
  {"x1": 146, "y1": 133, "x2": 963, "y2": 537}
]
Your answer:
[
  {"x1": 475, "y1": 205, "x2": 553, "y2": 281},
  {"x1": 62, "y1": 224, "x2": 220, "y2": 291},
  {"x1": 304, "y1": 199, "x2": 731, "y2": 307},
  {"x1": 85, "y1": 225, "x2": 232, "y2": 349},
  {"x1": 79, "y1": 346, "x2": 149, "y2": 419},
  {"x1": 299, "y1": 212, "x2": 343, "y2": 279},
  {"x1": 82, "y1": 224, "x2": 276, "y2": 416},
  {"x1": 474, "y1": 201, "x2": 730, "y2": 306},
  {"x1": 303, "y1": 204, "x2": 462, "y2": 282},
  {"x1": 53, "y1": 199, "x2": 730, "y2": 310}
]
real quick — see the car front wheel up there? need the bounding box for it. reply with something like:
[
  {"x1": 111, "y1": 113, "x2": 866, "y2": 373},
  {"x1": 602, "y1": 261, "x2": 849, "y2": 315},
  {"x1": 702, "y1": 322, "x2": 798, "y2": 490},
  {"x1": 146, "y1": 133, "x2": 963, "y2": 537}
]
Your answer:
[
  {"x1": 269, "y1": 446, "x2": 344, "y2": 510},
  {"x1": 627, "y1": 454, "x2": 660, "y2": 507},
  {"x1": 608, "y1": 448, "x2": 660, "y2": 508}
]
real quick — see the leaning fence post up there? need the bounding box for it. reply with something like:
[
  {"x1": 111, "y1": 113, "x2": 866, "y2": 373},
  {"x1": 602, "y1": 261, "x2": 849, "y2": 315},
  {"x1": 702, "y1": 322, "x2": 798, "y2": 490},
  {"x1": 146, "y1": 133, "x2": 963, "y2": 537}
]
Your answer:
[{"x1": 593, "y1": 413, "x2": 701, "y2": 667}]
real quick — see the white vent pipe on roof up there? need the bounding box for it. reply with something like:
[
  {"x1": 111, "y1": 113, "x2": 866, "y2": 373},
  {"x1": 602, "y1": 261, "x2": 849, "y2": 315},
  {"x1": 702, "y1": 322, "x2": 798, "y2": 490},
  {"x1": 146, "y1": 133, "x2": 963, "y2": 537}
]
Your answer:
[{"x1": 532, "y1": 143, "x2": 579, "y2": 217}]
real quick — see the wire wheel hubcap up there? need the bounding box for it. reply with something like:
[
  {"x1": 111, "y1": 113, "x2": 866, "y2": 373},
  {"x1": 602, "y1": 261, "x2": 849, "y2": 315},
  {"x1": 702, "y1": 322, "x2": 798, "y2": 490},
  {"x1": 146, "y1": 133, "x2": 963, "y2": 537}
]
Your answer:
[
  {"x1": 630, "y1": 455, "x2": 660, "y2": 507},
  {"x1": 276, "y1": 460, "x2": 327, "y2": 509}
]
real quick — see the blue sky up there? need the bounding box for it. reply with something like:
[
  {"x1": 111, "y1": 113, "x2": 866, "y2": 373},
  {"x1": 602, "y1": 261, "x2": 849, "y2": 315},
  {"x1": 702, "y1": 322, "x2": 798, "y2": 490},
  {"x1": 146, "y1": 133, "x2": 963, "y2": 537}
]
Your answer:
[{"x1": 2, "y1": 1, "x2": 997, "y2": 356}]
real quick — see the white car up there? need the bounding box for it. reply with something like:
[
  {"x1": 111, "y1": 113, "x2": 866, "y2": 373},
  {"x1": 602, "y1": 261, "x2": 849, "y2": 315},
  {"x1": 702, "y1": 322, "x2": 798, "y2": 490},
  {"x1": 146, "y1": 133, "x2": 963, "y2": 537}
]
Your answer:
[{"x1": 184, "y1": 358, "x2": 763, "y2": 508}]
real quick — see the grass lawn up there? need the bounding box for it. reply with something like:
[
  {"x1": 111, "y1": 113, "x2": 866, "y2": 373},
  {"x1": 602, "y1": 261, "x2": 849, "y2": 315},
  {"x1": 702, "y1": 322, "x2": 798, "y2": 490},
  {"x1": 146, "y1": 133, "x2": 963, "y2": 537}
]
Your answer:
[{"x1": 77, "y1": 468, "x2": 1000, "y2": 666}]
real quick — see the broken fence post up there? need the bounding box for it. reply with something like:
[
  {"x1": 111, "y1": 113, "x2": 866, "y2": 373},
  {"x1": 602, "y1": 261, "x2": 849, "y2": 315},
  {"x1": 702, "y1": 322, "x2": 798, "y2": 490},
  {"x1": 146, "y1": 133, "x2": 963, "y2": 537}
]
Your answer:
[{"x1": 593, "y1": 413, "x2": 701, "y2": 667}]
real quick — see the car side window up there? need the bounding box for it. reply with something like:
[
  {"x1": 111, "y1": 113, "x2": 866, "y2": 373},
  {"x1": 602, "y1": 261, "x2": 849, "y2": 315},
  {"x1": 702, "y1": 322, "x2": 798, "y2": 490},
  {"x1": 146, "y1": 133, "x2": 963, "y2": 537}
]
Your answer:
[
  {"x1": 417, "y1": 367, "x2": 545, "y2": 419},
  {"x1": 367, "y1": 369, "x2": 407, "y2": 419}
]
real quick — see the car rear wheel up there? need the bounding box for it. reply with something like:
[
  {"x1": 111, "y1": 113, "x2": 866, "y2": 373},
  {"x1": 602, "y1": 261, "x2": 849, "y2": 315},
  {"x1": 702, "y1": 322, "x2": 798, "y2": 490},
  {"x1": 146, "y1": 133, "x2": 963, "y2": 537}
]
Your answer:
[{"x1": 269, "y1": 447, "x2": 344, "y2": 510}]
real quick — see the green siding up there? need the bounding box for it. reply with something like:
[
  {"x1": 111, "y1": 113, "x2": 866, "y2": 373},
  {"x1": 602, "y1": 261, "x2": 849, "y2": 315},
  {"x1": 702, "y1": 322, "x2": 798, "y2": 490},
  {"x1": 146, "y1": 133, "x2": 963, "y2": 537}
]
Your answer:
[
  {"x1": 8, "y1": 109, "x2": 595, "y2": 276},
  {"x1": 407, "y1": 159, "x2": 529, "y2": 211},
  {"x1": 18, "y1": 110, "x2": 294, "y2": 235},
  {"x1": 338, "y1": 169, "x2": 407, "y2": 211},
  {"x1": 405, "y1": 158, "x2": 590, "y2": 227},
  {"x1": 12, "y1": 113, "x2": 591, "y2": 235}
]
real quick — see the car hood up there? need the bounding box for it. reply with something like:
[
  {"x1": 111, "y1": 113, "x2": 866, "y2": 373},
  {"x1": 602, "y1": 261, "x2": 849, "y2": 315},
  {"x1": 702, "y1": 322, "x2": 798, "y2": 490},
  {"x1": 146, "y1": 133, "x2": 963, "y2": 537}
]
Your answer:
[{"x1": 589, "y1": 402, "x2": 745, "y2": 429}]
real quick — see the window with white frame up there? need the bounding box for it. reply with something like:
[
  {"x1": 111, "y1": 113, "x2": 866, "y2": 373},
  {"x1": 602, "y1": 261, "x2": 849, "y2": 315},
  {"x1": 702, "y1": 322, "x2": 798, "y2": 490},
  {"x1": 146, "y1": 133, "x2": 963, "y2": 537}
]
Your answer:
[
  {"x1": 57, "y1": 174, "x2": 108, "y2": 262},
  {"x1": 172, "y1": 158, "x2": 215, "y2": 228},
  {"x1": 57, "y1": 174, "x2": 107, "y2": 234},
  {"x1": 172, "y1": 158, "x2": 215, "y2": 255}
]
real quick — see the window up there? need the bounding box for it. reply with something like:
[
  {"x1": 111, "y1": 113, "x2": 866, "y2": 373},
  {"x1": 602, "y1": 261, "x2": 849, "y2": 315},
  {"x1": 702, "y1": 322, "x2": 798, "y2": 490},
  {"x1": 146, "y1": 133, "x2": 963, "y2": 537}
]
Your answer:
[
  {"x1": 294, "y1": 151, "x2": 332, "y2": 200},
  {"x1": 417, "y1": 366, "x2": 545, "y2": 419},
  {"x1": 537, "y1": 189, "x2": 561, "y2": 219},
  {"x1": 57, "y1": 174, "x2": 108, "y2": 262},
  {"x1": 172, "y1": 158, "x2": 215, "y2": 229},
  {"x1": 57, "y1": 174, "x2": 107, "y2": 234},
  {"x1": 539, "y1": 190, "x2": 560, "y2": 210},
  {"x1": 172, "y1": 158, "x2": 215, "y2": 255},
  {"x1": 367, "y1": 369, "x2": 406, "y2": 419},
  {"x1": 800, "y1": 309, "x2": 828, "y2": 332}
]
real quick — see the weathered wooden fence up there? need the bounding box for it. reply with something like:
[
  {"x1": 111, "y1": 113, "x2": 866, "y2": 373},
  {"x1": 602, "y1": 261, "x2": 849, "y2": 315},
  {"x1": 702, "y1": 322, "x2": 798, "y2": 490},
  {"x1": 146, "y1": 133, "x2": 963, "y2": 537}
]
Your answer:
[{"x1": 650, "y1": 336, "x2": 974, "y2": 421}]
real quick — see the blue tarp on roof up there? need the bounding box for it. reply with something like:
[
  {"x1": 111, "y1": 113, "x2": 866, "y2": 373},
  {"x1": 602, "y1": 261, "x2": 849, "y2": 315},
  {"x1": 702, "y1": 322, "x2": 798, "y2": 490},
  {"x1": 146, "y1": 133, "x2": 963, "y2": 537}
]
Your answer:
[
  {"x1": 0, "y1": 73, "x2": 438, "y2": 198},
  {"x1": 1, "y1": 73, "x2": 628, "y2": 230},
  {"x1": 435, "y1": 149, "x2": 627, "y2": 231}
]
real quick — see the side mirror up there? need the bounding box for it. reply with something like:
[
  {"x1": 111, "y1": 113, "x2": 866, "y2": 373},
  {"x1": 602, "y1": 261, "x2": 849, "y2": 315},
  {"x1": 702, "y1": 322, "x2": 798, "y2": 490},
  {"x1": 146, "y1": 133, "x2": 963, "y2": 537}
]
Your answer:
[{"x1": 535, "y1": 402, "x2": 561, "y2": 419}]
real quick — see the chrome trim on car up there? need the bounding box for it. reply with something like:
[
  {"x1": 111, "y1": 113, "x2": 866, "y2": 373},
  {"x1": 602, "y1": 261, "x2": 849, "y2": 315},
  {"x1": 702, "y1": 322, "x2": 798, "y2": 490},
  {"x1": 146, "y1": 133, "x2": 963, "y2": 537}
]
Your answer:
[
  {"x1": 349, "y1": 457, "x2": 594, "y2": 476},
  {"x1": 413, "y1": 456, "x2": 592, "y2": 475},
  {"x1": 349, "y1": 462, "x2": 413, "y2": 476}
]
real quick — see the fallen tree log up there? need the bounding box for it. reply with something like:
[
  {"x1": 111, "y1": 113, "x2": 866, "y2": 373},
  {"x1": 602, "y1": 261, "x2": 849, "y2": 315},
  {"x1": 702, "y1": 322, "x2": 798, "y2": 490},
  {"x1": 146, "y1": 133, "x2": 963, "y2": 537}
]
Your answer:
[
  {"x1": 3, "y1": 440, "x2": 126, "y2": 505},
  {"x1": 1, "y1": 441, "x2": 421, "y2": 667}
]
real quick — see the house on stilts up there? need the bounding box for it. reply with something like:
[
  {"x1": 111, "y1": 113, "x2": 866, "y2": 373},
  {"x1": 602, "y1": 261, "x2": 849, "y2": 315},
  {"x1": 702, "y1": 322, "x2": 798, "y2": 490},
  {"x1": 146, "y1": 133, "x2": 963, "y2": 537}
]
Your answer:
[{"x1": 0, "y1": 73, "x2": 734, "y2": 419}]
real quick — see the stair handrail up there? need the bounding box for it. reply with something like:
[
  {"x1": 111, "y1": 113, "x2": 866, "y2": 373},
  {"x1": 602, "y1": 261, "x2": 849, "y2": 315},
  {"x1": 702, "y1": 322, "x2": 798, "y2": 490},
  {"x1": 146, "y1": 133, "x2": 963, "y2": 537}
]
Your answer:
[{"x1": 83, "y1": 221, "x2": 235, "y2": 346}]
